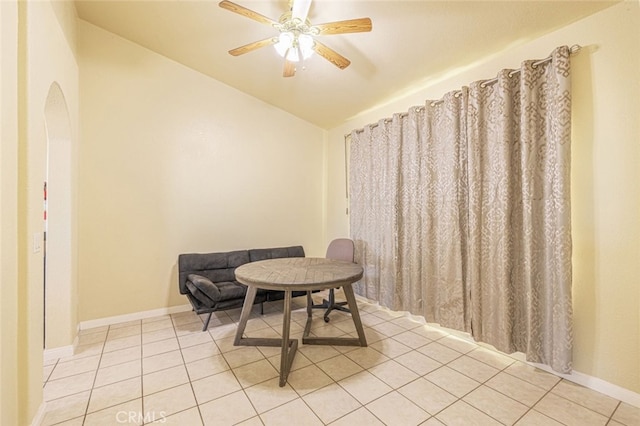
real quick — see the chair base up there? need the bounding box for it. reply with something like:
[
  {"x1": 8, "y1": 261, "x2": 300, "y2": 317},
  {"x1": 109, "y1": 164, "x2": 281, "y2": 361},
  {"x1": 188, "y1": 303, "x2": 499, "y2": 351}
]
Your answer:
[{"x1": 311, "y1": 288, "x2": 350, "y2": 322}]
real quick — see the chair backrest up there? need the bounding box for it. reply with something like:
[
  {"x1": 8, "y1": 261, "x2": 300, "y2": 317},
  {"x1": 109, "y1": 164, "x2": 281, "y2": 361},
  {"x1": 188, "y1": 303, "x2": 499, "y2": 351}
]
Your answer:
[{"x1": 325, "y1": 238, "x2": 355, "y2": 262}]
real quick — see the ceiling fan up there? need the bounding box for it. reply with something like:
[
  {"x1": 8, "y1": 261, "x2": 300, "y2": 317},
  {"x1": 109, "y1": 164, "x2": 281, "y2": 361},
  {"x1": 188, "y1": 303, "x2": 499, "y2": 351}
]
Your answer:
[{"x1": 219, "y1": 0, "x2": 372, "y2": 77}]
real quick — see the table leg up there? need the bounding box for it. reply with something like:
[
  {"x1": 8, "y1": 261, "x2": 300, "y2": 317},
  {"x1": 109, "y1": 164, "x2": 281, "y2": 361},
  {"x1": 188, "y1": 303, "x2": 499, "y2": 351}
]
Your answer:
[
  {"x1": 306, "y1": 291, "x2": 313, "y2": 317},
  {"x1": 234, "y1": 286, "x2": 257, "y2": 346},
  {"x1": 279, "y1": 290, "x2": 298, "y2": 386},
  {"x1": 302, "y1": 284, "x2": 367, "y2": 347},
  {"x1": 233, "y1": 287, "x2": 298, "y2": 387},
  {"x1": 343, "y1": 284, "x2": 368, "y2": 347}
]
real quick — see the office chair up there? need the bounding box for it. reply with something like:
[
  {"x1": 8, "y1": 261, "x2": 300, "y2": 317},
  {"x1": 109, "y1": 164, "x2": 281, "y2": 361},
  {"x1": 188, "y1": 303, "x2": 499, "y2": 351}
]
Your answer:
[{"x1": 311, "y1": 238, "x2": 355, "y2": 322}]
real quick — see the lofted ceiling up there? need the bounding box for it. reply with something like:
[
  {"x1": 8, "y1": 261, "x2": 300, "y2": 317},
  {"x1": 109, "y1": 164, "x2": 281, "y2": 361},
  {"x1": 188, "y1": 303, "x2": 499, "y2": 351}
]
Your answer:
[{"x1": 74, "y1": 0, "x2": 618, "y2": 129}]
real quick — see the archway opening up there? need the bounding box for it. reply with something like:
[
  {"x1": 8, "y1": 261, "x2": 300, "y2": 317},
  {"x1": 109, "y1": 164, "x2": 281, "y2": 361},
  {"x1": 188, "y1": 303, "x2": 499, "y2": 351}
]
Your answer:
[{"x1": 43, "y1": 82, "x2": 76, "y2": 350}]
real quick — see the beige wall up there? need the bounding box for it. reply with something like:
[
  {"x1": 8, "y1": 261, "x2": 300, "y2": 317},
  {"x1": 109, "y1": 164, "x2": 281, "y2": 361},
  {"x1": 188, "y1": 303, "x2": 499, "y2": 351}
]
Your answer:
[
  {"x1": 25, "y1": 0, "x2": 80, "y2": 419},
  {"x1": 44, "y1": 0, "x2": 80, "y2": 353},
  {"x1": 326, "y1": 1, "x2": 640, "y2": 394},
  {"x1": 1, "y1": 0, "x2": 80, "y2": 424},
  {"x1": 77, "y1": 21, "x2": 326, "y2": 321},
  {"x1": 1, "y1": 2, "x2": 20, "y2": 424}
]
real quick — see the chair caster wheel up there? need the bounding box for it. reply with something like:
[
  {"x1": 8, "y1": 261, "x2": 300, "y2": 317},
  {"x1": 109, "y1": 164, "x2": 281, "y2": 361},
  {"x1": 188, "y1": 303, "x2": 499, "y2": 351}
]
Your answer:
[{"x1": 324, "y1": 316, "x2": 330, "y2": 323}]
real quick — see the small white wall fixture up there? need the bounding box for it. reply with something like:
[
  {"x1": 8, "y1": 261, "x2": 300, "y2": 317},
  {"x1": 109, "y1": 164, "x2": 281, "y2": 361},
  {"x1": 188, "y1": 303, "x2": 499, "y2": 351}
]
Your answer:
[{"x1": 43, "y1": 82, "x2": 76, "y2": 350}]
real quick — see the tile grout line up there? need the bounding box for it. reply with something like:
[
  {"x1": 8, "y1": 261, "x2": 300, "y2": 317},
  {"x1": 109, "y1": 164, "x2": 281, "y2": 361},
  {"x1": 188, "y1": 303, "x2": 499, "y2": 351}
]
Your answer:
[
  {"x1": 353, "y1": 338, "x2": 514, "y2": 425},
  {"x1": 80, "y1": 323, "x2": 111, "y2": 425},
  {"x1": 608, "y1": 400, "x2": 622, "y2": 425},
  {"x1": 546, "y1": 378, "x2": 621, "y2": 423},
  {"x1": 42, "y1": 358, "x2": 59, "y2": 387},
  {"x1": 139, "y1": 319, "x2": 148, "y2": 425},
  {"x1": 174, "y1": 311, "x2": 207, "y2": 426}
]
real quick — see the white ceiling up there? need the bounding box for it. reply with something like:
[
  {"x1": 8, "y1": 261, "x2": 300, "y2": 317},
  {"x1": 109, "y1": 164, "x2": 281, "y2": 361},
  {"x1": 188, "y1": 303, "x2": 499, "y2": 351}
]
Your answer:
[{"x1": 74, "y1": 0, "x2": 617, "y2": 129}]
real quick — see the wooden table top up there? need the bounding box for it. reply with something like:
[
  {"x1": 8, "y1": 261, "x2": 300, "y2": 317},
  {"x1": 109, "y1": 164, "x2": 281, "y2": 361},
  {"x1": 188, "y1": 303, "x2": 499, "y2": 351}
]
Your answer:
[{"x1": 235, "y1": 257, "x2": 363, "y2": 292}]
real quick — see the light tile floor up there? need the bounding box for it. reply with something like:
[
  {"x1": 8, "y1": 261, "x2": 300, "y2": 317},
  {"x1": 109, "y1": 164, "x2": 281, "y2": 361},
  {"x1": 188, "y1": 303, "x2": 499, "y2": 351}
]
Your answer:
[{"x1": 41, "y1": 292, "x2": 639, "y2": 426}]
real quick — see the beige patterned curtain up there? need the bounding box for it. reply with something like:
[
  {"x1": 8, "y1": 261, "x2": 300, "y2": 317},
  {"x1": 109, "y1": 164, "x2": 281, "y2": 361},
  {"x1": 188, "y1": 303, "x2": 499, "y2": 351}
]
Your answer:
[
  {"x1": 349, "y1": 46, "x2": 573, "y2": 372},
  {"x1": 349, "y1": 117, "x2": 401, "y2": 308}
]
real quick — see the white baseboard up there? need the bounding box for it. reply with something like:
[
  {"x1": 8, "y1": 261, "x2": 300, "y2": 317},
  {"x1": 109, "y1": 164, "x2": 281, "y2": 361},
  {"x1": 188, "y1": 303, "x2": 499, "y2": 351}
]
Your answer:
[
  {"x1": 43, "y1": 344, "x2": 75, "y2": 363},
  {"x1": 529, "y1": 361, "x2": 640, "y2": 408},
  {"x1": 30, "y1": 401, "x2": 47, "y2": 426},
  {"x1": 78, "y1": 304, "x2": 192, "y2": 330}
]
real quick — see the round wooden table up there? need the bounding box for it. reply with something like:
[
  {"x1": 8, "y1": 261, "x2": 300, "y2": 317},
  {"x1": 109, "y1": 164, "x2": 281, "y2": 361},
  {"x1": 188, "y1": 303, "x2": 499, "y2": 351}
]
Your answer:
[{"x1": 234, "y1": 257, "x2": 367, "y2": 386}]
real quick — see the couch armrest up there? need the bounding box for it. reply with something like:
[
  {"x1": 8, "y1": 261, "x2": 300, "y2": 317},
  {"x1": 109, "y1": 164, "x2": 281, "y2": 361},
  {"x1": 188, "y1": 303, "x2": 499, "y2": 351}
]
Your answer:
[{"x1": 186, "y1": 274, "x2": 222, "y2": 307}]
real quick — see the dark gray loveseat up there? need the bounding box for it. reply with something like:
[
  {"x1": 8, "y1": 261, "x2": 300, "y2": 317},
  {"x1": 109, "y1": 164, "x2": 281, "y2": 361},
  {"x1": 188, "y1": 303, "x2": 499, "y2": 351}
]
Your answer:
[{"x1": 178, "y1": 246, "x2": 306, "y2": 331}]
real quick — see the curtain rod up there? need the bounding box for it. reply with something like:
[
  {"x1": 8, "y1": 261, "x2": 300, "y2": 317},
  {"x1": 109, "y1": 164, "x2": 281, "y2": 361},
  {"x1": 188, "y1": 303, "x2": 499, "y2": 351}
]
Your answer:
[
  {"x1": 479, "y1": 44, "x2": 582, "y2": 88},
  {"x1": 345, "y1": 44, "x2": 582, "y2": 138}
]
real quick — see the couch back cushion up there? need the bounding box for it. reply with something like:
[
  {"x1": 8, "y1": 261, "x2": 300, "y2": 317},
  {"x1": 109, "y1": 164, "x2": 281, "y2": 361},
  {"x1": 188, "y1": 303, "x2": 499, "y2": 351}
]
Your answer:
[{"x1": 249, "y1": 246, "x2": 305, "y2": 262}]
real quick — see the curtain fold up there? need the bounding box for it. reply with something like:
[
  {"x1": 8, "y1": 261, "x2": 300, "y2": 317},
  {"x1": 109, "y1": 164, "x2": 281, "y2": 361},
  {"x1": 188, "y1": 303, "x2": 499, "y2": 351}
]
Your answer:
[
  {"x1": 350, "y1": 118, "x2": 401, "y2": 307},
  {"x1": 419, "y1": 92, "x2": 468, "y2": 331},
  {"x1": 349, "y1": 46, "x2": 573, "y2": 372}
]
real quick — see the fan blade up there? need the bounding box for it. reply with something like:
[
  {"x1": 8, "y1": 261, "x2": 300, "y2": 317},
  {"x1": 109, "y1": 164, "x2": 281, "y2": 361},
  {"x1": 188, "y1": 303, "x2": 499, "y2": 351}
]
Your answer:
[
  {"x1": 291, "y1": 0, "x2": 312, "y2": 22},
  {"x1": 313, "y1": 40, "x2": 351, "y2": 69},
  {"x1": 228, "y1": 37, "x2": 276, "y2": 56},
  {"x1": 218, "y1": 1, "x2": 278, "y2": 26},
  {"x1": 313, "y1": 18, "x2": 372, "y2": 35},
  {"x1": 283, "y1": 59, "x2": 296, "y2": 77}
]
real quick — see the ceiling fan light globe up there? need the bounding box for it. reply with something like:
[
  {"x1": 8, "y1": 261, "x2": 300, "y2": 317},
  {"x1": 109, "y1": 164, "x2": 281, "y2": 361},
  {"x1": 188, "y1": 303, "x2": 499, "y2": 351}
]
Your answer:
[
  {"x1": 286, "y1": 48, "x2": 300, "y2": 62},
  {"x1": 298, "y1": 34, "x2": 314, "y2": 59},
  {"x1": 274, "y1": 31, "x2": 294, "y2": 57}
]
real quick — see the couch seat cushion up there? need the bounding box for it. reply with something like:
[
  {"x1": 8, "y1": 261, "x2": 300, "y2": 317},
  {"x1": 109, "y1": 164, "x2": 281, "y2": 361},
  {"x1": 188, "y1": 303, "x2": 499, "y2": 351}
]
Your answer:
[{"x1": 217, "y1": 281, "x2": 248, "y2": 301}]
